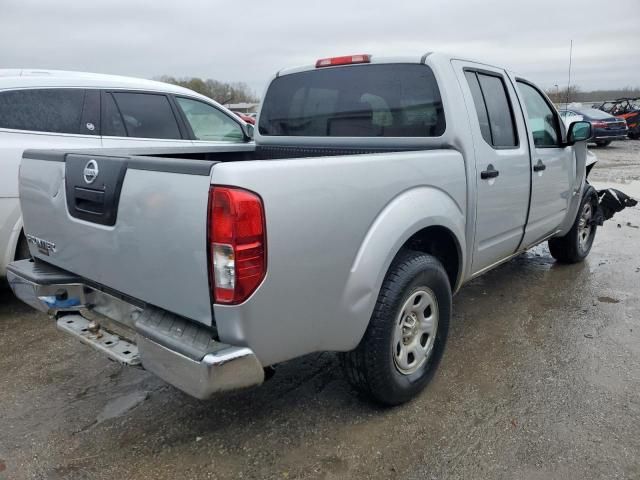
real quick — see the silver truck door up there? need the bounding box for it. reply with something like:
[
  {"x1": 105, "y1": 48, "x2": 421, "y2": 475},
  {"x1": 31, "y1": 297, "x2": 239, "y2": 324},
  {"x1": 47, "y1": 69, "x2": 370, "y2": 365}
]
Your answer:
[
  {"x1": 514, "y1": 80, "x2": 575, "y2": 246},
  {"x1": 453, "y1": 61, "x2": 531, "y2": 274}
]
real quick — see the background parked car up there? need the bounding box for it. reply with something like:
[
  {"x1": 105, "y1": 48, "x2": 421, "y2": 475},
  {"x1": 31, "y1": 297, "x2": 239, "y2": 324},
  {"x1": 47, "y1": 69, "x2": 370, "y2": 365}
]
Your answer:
[
  {"x1": 560, "y1": 106, "x2": 628, "y2": 146},
  {"x1": 0, "y1": 69, "x2": 253, "y2": 280},
  {"x1": 592, "y1": 98, "x2": 640, "y2": 139}
]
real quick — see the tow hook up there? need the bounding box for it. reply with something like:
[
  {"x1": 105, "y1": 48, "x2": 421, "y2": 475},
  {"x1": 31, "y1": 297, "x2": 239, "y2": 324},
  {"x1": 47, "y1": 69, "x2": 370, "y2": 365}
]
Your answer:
[
  {"x1": 79, "y1": 308, "x2": 103, "y2": 338},
  {"x1": 87, "y1": 320, "x2": 101, "y2": 335}
]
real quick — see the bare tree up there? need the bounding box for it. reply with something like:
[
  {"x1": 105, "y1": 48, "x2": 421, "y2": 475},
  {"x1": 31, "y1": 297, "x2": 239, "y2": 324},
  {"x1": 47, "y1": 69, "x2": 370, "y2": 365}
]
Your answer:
[
  {"x1": 546, "y1": 85, "x2": 640, "y2": 104},
  {"x1": 157, "y1": 76, "x2": 259, "y2": 104}
]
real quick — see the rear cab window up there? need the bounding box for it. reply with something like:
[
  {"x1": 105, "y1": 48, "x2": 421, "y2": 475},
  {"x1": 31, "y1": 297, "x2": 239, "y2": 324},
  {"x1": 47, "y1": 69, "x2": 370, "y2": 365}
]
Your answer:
[
  {"x1": 259, "y1": 63, "x2": 445, "y2": 137},
  {"x1": 0, "y1": 88, "x2": 90, "y2": 134},
  {"x1": 579, "y1": 108, "x2": 613, "y2": 120}
]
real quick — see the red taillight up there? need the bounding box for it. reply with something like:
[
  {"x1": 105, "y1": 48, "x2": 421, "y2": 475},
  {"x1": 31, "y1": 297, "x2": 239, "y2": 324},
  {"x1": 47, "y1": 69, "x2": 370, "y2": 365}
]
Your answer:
[
  {"x1": 208, "y1": 186, "x2": 266, "y2": 305},
  {"x1": 315, "y1": 54, "x2": 371, "y2": 68},
  {"x1": 591, "y1": 121, "x2": 608, "y2": 128}
]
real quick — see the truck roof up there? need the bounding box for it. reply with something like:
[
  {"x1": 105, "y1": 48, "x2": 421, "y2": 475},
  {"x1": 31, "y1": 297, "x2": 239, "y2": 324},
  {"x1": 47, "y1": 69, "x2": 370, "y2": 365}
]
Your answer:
[{"x1": 275, "y1": 52, "x2": 513, "y2": 78}]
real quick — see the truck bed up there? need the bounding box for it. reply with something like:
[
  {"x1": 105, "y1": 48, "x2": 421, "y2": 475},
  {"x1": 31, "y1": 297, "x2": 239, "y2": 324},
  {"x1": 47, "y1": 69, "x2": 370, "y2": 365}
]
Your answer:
[
  {"x1": 19, "y1": 144, "x2": 437, "y2": 329},
  {"x1": 25, "y1": 143, "x2": 427, "y2": 164}
]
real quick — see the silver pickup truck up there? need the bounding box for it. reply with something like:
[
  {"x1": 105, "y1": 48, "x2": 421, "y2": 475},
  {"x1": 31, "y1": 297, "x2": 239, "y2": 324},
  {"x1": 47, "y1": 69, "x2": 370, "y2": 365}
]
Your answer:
[{"x1": 8, "y1": 53, "x2": 596, "y2": 405}]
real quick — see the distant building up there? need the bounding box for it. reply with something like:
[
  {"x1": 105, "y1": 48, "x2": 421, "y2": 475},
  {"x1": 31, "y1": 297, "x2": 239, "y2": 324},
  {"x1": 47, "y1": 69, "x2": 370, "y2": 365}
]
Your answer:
[{"x1": 224, "y1": 102, "x2": 259, "y2": 113}]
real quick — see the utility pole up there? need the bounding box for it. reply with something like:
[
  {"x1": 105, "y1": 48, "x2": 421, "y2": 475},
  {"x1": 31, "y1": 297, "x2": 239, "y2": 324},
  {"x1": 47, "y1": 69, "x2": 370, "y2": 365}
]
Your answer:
[{"x1": 565, "y1": 40, "x2": 573, "y2": 106}]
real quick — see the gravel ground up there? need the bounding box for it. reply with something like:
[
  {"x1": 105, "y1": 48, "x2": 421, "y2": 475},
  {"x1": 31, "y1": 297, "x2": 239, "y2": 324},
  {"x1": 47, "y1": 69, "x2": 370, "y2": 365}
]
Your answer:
[{"x1": 0, "y1": 140, "x2": 638, "y2": 480}]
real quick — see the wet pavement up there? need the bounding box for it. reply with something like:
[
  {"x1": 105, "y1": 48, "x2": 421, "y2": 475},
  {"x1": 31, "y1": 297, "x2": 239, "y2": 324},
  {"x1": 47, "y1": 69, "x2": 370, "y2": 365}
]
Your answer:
[{"x1": 1, "y1": 141, "x2": 639, "y2": 480}]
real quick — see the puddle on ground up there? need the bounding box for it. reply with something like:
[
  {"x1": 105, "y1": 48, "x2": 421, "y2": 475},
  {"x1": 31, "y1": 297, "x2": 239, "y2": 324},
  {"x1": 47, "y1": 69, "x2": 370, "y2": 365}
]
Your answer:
[
  {"x1": 96, "y1": 390, "x2": 149, "y2": 424},
  {"x1": 597, "y1": 296, "x2": 620, "y2": 304}
]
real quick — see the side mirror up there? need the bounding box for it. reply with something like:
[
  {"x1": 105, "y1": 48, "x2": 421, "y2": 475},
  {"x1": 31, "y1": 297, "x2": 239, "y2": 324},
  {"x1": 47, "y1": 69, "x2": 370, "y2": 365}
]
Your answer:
[
  {"x1": 243, "y1": 122, "x2": 254, "y2": 140},
  {"x1": 567, "y1": 121, "x2": 592, "y2": 145}
]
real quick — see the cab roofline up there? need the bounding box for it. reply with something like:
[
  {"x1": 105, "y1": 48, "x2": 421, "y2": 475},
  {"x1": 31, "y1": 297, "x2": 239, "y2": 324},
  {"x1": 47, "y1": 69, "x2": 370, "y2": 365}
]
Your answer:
[
  {"x1": 275, "y1": 53, "x2": 433, "y2": 78},
  {"x1": 273, "y1": 52, "x2": 514, "y2": 79}
]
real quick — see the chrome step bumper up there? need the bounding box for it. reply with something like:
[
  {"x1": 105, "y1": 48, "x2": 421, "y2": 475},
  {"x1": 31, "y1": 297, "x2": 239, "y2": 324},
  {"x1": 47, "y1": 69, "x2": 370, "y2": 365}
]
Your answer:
[{"x1": 7, "y1": 259, "x2": 264, "y2": 399}]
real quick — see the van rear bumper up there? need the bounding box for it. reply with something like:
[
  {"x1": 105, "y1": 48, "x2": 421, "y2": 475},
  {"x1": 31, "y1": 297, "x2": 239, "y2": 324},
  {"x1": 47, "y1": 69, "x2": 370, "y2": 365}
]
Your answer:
[{"x1": 6, "y1": 259, "x2": 264, "y2": 399}]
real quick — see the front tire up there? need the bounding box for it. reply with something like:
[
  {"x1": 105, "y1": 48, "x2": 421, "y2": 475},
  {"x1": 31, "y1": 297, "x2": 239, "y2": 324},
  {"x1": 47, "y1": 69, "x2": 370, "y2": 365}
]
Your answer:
[
  {"x1": 548, "y1": 187, "x2": 598, "y2": 263},
  {"x1": 341, "y1": 251, "x2": 451, "y2": 406}
]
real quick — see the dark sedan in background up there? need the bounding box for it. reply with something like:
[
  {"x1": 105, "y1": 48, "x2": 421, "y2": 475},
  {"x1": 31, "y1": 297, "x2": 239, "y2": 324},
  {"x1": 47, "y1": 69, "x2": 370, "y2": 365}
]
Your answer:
[{"x1": 560, "y1": 107, "x2": 628, "y2": 147}]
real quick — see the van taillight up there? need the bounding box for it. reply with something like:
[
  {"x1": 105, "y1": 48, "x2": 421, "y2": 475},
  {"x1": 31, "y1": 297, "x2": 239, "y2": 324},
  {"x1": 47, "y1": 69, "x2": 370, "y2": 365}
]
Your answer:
[{"x1": 208, "y1": 187, "x2": 266, "y2": 304}]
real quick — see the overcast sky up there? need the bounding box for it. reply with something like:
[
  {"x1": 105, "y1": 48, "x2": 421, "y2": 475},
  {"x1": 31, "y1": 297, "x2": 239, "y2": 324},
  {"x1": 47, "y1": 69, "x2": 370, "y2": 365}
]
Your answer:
[{"x1": 1, "y1": 0, "x2": 639, "y2": 97}]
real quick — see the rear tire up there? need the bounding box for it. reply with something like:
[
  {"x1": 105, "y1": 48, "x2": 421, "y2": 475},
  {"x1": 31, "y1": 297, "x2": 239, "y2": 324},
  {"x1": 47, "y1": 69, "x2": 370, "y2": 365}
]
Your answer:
[
  {"x1": 548, "y1": 187, "x2": 598, "y2": 263},
  {"x1": 595, "y1": 140, "x2": 611, "y2": 147},
  {"x1": 341, "y1": 251, "x2": 451, "y2": 406}
]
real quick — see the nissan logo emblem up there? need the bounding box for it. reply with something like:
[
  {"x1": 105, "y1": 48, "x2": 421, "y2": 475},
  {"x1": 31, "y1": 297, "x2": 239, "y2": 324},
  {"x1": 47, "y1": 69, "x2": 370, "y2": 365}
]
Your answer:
[{"x1": 83, "y1": 160, "x2": 99, "y2": 184}]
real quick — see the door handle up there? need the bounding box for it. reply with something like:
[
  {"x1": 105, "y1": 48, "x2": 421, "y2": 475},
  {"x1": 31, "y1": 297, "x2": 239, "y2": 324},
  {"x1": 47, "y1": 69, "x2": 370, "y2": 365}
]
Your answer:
[
  {"x1": 533, "y1": 159, "x2": 546, "y2": 172},
  {"x1": 480, "y1": 164, "x2": 500, "y2": 179}
]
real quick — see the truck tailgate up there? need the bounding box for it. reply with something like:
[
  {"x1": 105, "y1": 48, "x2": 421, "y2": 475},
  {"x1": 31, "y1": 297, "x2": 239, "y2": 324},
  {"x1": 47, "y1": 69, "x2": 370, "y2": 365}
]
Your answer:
[{"x1": 19, "y1": 151, "x2": 215, "y2": 325}]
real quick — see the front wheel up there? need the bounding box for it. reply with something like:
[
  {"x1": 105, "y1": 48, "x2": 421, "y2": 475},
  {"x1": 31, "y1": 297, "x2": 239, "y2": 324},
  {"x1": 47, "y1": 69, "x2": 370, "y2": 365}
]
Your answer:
[
  {"x1": 341, "y1": 251, "x2": 451, "y2": 406},
  {"x1": 548, "y1": 187, "x2": 598, "y2": 263}
]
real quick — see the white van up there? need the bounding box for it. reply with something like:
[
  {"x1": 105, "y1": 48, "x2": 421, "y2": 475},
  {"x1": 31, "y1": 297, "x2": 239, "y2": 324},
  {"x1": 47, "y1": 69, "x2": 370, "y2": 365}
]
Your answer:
[{"x1": 0, "y1": 69, "x2": 253, "y2": 278}]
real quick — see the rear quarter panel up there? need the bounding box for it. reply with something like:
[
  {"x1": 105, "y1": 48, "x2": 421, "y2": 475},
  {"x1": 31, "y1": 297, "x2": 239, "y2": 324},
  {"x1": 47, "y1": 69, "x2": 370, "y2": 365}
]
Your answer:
[{"x1": 212, "y1": 150, "x2": 466, "y2": 366}]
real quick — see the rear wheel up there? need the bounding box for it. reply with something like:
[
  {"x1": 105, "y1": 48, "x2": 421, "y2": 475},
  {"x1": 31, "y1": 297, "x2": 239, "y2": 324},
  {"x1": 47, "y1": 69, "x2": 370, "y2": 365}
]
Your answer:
[
  {"x1": 595, "y1": 140, "x2": 611, "y2": 147},
  {"x1": 548, "y1": 188, "x2": 598, "y2": 263},
  {"x1": 341, "y1": 251, "x2": 451, "y2": 406}
]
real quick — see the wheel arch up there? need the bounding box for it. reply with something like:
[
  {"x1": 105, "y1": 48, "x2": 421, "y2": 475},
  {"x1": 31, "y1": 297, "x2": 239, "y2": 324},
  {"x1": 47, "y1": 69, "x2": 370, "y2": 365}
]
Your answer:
[
  {"x1": 401, "y1": 225, "x2": 462, "y2": 290},
  {"x1": 339, "y1": 186, "x2": 466, "y2": 350}
]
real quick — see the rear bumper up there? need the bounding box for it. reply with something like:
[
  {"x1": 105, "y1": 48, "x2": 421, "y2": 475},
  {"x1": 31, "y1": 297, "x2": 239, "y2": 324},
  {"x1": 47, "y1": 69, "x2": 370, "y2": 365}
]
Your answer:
[
  {"x1": 592, "y1": 129, "x2": 628, "y2": 141},
  {"x1": 7, "y1": 259, "x2": 264, "y2": 399}
]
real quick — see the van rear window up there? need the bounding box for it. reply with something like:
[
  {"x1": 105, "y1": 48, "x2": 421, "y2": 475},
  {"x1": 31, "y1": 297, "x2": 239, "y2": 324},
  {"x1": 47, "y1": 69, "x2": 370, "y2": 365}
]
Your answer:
[
  {"x1": 259, "y1": 64, "x2": 445, "y2": 137},
  {"x1": 0, "y1": 88, "x2": 85, "y2": 134}
]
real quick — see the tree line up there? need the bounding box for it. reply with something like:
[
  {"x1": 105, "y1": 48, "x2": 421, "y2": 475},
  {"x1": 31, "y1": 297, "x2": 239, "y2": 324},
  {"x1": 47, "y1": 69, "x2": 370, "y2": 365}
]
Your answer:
[
  {"x1": 546, "y1": 85, "x2": 640, "y2": 104},
  {"x1": 158, "y1": 76, "x2": 259, "y2": 105}
]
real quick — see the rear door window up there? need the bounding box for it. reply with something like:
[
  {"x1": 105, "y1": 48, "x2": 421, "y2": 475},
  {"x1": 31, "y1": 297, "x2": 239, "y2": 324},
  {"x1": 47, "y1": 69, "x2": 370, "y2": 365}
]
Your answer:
[
  {"x1": 464, "y1": 72, "x2": 492, "y2": 144},
  {"x1": 175, "y1": 97, "x2": 244, "y2": 142},
  {"x1": 259, "y1": 64, "x2": 445, "y2": 137},
  {"x1": 111, "y1": 92, "x2": 182, "y2": 139},
  {"x1": 101, "y1": 92, "x2": 127, "y2": 137},
  {"x1": 464, "y1": 71, "x2": 517, "y2": 148},
  {"x1": 0, "y1": 88, "x2": 85, "y2": 134}
]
